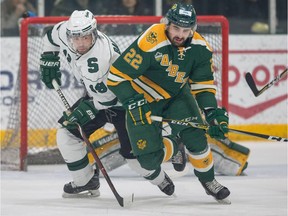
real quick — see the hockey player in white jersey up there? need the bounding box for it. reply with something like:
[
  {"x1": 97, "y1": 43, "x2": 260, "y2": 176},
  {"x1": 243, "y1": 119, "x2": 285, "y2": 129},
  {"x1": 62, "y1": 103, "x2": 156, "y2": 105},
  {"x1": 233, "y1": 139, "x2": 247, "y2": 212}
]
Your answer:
[{"x1": 40, "y1": 10, "x2": 185, "y2": 198}]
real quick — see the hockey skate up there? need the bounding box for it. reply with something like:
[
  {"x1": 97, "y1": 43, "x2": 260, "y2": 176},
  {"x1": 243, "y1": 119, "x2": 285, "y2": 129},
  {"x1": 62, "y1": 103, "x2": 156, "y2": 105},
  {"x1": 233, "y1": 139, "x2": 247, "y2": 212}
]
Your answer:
[
  {"x1": 171, "y1": 143, "x2": 186, "y2": 172},
  {"x1": 201, "y1": 179, "x2": 231, "y2": 204},
  {"x1": 62, "y1": 169, "x2": 100, "y2": 198},
  {"x1": 158, "y1": 172, "x2": 175, "y2": 196}
]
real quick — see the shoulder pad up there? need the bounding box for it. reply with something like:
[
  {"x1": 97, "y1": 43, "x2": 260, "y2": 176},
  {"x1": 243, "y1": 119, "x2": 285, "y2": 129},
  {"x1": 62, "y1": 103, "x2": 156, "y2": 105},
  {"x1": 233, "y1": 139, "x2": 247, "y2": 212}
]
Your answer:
[
  {"x1": 96, "y1": 30, "x2": 105, "y2": 40},
  {"x1": 137, "y1": 23, "x2": 169, "y2": 52},
  {"x1": 191, "y1": 32, "x2": 213, "y2": 51},
  {"x1": 55, "y1": 21, "x2": 66, "y2": 30}
]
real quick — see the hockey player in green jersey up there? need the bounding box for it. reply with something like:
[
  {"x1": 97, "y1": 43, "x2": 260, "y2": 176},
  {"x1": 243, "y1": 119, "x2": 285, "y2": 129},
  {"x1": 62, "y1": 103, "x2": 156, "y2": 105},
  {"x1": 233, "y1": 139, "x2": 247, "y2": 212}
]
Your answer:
[
  {"x1": 108, "y1": 3, "x2": 231, "y2": 203},
  {"x1": 40, "y1": 9, "x2": 186, "y2": 198}
]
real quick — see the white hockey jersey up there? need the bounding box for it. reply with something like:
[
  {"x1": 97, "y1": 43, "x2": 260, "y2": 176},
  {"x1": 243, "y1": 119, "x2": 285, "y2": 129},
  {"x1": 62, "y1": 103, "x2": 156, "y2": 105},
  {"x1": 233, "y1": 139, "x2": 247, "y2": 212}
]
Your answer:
[{"x1": 42, "y1": 21, "x2": 122, "y2": 110}]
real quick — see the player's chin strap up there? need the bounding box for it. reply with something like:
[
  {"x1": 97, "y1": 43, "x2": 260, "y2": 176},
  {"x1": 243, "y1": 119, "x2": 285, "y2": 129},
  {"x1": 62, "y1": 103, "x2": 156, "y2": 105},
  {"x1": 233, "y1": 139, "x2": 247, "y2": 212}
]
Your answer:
[
  {"x1": 52, "y1": 79, "x2": 133, "y2": 207},
  {"x1": 150, "y1": 115, "x2": 288, "y2": 142}
]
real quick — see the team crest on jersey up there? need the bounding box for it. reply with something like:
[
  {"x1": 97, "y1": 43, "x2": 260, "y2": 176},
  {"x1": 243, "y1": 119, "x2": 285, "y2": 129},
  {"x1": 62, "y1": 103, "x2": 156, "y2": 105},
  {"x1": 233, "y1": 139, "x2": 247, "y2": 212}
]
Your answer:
[
  {"x1": 146, "y1": 31, "x2": 157, "y2": 44},
  {"x1": 137, "y1": 139, "x2": 147, "y2": 150},
  {"x1": 177, "y1": 47, "x2": 191, "y2": 60},
  {"x1": 203, "y1": 158, "x2": 210, "y2": 165},
  {"x1": 154, "y1": 52, "x2": 163, "y2": 61}
]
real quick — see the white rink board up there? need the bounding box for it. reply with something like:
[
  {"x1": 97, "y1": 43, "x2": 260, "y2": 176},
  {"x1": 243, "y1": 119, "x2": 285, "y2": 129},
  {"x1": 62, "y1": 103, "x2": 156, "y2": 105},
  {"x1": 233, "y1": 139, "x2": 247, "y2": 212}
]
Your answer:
[
  {"x1": 0, "y1": 35, "x2": 287, "y2": 128},
  {"x1": 228, "y1": 35, "x2": 287, "y2": 124}
]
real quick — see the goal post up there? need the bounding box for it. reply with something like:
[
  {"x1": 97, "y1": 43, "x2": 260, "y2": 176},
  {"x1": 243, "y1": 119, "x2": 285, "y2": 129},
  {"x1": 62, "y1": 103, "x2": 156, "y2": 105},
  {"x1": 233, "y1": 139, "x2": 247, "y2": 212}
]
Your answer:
[{"x1": 1, "y1": 16, "x2": 229, "y2": 171}]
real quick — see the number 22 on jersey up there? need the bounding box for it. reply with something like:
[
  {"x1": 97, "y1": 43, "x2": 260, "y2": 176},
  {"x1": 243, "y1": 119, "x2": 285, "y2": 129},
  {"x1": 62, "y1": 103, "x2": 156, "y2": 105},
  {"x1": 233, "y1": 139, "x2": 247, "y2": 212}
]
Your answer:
[{"x1": 123, "y1": 48, "x2": 143, "y2": 70}]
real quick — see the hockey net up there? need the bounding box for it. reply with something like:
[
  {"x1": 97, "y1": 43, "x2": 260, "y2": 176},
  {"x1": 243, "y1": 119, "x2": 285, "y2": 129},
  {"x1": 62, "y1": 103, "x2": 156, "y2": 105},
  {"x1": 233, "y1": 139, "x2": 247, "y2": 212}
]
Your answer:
[{"x1": 1, "y1": 16, "x2": 229, "y2": 171}]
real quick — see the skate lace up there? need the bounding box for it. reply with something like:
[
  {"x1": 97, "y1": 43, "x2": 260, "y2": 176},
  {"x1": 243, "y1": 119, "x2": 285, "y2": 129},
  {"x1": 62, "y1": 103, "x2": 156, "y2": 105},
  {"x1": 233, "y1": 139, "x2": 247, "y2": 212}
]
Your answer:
[
  {"x1": 171, "y1": 151, "x2": 183, "y2": 164},
  {"x1": 158, "y1": 176, "x2": 170, "y2": 190},
  {"x1": 205, "y1": 179, "x2": 224, "y2": 193},
  {"x1": 105, "y1": 109, "x2": 117, "y2": 122},
  {"x1": 69, "y1": 182, "x2": 78, "y2": 189}
]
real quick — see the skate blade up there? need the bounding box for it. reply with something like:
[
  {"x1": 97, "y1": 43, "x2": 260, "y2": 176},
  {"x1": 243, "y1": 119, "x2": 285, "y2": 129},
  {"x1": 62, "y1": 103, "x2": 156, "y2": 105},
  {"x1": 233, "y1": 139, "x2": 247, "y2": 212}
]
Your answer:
[
  {"x1": 62, "y1": 189, "x2": 100, "y2": 198},
  {"x1": 215, "y1": 197, "x2": 231, "y2": 205}
]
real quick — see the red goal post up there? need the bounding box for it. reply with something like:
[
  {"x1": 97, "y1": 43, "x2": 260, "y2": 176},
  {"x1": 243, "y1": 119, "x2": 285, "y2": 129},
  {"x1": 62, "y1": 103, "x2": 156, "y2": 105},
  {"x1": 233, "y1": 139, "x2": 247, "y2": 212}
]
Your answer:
[{"x1": 2, "y1": 16, "x2": 229, "y2": 171}]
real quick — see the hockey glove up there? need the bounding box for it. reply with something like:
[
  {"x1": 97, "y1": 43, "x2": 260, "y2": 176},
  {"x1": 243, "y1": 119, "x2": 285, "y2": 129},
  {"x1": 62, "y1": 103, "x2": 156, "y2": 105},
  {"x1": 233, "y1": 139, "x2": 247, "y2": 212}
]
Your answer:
[
  {"x1": 123, "y1": 94, "x2": 152, "y2": 126},
  {"x1": 62, "y1": 99, "x2": 98, "y2": 130},
  {"x1": 204, "y1": 107, "x2": 229, "y2": 139},
  {"x1": 40, "y1": 53, "x2": 61, "y2": 89}
]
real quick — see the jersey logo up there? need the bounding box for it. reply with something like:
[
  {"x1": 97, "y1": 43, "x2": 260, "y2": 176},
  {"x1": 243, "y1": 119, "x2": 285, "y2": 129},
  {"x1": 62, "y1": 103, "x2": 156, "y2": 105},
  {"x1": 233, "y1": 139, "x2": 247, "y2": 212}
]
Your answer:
[
  {"x1": 137, "y1": 139, "x2": 147, "y2": 150},
  {"x1": 203, "y1": 158, "x2": 210, "y2": 166},
  {"x1": 146, "y1": 31, "x2": 157, "y2": 44},
  {"x1": 160, "y1": 55, "x2": 187, "y2": 83},
  {"x1": 154, "y1": 52, "x2": 163, "y2": 62}
]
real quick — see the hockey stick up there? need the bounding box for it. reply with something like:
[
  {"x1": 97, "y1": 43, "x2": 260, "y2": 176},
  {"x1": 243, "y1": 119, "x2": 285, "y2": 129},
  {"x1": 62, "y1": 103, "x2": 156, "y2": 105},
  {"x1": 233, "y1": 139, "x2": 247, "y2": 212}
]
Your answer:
[
  {"x1": 150, "y1": 115, "x2": 288, "y2": 142},
  {"x1": 245, "y1": 68, "x2": 288, "y2": 97},
  {"x1": 52, "y1": 80, "x2": 133, "y2": 207}
]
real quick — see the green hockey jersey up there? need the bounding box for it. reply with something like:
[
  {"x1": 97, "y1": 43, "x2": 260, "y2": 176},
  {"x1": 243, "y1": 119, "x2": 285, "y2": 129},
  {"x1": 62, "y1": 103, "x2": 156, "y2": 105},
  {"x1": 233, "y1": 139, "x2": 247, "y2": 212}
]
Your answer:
[{"x1": 107, "y1": 23, "x2": 217, "y2": 108}]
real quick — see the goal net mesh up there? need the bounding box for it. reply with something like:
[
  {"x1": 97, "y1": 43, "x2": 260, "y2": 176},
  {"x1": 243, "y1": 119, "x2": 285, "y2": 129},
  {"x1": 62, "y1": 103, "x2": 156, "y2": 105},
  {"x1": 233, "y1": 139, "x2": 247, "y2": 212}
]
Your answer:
[{"x1": 1, "y1": 16, "x2": 228, "y2": 170}]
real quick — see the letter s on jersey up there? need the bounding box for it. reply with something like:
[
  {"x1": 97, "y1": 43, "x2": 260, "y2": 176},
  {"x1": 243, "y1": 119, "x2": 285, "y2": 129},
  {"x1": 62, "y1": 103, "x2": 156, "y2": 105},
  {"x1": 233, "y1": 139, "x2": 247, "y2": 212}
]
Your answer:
[{"x1": 87, "y1": 57, "x2": 99, "y2": 73}]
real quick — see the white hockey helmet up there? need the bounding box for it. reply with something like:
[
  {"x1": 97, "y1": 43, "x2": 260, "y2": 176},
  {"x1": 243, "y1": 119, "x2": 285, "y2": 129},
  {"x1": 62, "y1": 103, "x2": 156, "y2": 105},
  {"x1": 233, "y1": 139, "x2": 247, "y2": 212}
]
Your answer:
[{"x1": 66, "y1": 10, "x2": 98, "y2": 52}]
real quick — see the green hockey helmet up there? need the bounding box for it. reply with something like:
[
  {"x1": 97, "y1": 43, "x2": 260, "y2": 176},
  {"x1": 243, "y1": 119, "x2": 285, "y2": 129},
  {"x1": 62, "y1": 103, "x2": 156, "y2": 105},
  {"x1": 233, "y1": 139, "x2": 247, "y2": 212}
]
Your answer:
[{"x1": 165, "y1": 3, "x2": 197, "y2": 30}]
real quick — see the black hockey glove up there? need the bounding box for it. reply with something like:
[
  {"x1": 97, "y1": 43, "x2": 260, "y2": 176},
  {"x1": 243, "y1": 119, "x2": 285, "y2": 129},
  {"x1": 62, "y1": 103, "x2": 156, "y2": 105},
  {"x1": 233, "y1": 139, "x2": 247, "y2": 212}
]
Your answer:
[
  {"x1": 62, "y1": 99, "x2": 98, "y2": 130},
  {"x1": 123, "y1": 94, "x2": 152, "y2": 126},
  {"x1": 204, "y1": 107, "x2": 229, "y2": 139},
  {"x1": 40, "y1": 53, "x2": 61, "y2": 89}
]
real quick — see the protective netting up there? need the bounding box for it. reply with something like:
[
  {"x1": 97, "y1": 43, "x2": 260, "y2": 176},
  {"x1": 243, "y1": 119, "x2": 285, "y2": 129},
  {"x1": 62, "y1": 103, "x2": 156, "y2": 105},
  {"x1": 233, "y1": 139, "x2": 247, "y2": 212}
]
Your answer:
[{"x1": 1, "y1": 17, "x2": 227, "y2": 170}]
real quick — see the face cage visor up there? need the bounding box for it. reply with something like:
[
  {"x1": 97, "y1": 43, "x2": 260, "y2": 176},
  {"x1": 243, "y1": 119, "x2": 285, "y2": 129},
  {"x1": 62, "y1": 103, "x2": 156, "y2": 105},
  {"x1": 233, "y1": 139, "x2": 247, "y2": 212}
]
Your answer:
[{"x1": 66, "y1": 29, "x2": 97, "y2": 53}]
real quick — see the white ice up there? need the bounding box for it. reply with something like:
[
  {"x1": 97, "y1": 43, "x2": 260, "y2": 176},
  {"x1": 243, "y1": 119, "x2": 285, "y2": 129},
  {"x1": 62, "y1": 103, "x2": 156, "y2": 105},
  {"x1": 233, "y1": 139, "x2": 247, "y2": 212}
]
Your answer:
[{"x1": 1, "y1": 142, "x2": 287, "y2": 216}]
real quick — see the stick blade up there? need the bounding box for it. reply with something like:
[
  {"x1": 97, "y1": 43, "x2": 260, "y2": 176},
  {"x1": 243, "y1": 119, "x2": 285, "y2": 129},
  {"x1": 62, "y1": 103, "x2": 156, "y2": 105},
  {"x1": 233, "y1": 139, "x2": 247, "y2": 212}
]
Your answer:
[
  {"x1": 245, "y1": 72, "x2": 259, "y2": 96},
  {"x1": 122, "y1": 193, "x2": 134, "y2": 208}
]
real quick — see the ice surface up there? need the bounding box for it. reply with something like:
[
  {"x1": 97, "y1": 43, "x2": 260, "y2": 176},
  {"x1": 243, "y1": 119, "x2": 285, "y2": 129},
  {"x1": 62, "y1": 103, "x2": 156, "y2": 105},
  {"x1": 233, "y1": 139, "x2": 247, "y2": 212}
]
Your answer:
[{"x1": 1, "y1": 142, "x2": 287, "y2": 216}]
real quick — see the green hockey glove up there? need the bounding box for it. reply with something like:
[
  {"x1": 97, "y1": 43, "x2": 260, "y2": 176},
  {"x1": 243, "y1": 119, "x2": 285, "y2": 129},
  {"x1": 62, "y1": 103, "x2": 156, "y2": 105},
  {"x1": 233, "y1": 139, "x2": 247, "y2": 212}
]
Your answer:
[
  {"x1": 62, "y1": 99, "x2": 98, "y2": 130},
  {"x1": 204, "y1": 107, "x2": 229, "y2": 139},
  {"x1": 40, "y1": 53, "x2": 61, "y2": 89},
  {"x1": 123, "y1": 94, "x2": 152, "y2": 126}
]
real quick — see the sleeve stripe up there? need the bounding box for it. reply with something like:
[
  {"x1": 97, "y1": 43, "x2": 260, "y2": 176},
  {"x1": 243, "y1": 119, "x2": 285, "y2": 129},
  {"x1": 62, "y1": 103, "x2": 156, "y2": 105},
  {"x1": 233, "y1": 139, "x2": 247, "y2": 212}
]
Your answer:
[
  {"x1": 138, "y1": 76, "x2": 171, "y2": 99},
  {"x1": 107, "y1": 72, "x2": 126, "y2": 82},
  {"x1": 131, "y1": 81, "x2": 155, "y2": 103},
  {"x1": 98, "y1": 97, "x2": 118, "y2": 106},
  {"x1": 47, "y1": 29, "x2": 60, "y2": 47},
  {"x1": 191, "y1": 89, "x2": 216, "y2": 95},
  {"x1": 106, "y1": 79, "x2": 120, "y2": 87},
  {"x1": 109, "y1": 65, "x2": 133, "y2": 81},
  {"x1": 133, "y1": 79, "x2": 164, "y2": 101},
  {"x1": 190, "y1": 83, "x2": 217, "y2": 91},
  {"x1": 189, "y1": 80, "x2": 214, "y2": 85}
]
